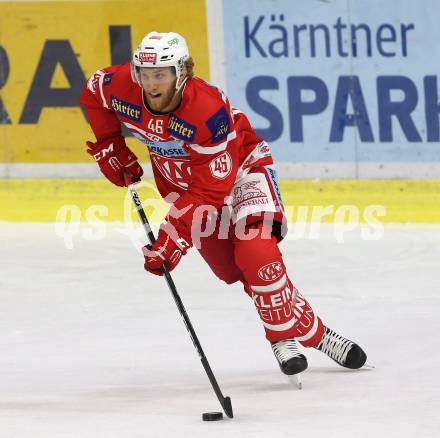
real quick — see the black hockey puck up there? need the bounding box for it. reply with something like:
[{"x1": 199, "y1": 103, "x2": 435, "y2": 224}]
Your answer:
[{"x1": 202, "y1": 412, "x2": 223, "y2": 421}]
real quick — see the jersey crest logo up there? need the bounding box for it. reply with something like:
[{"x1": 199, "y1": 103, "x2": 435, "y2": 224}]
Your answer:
[
  {"x1": 167, "y1": 114, "x2": 197, "y2": 142},
  {"x1": 206, "y1": 107, "x2": 230, "y2": 144},
  {"x1": 209, "y1": 152, "x2": 232, "y2": 179},
  {"x1": 150, "y1": 154, "x2": 192, "y2": 189},
  {"x1": 110, "y1": 96, "x2": 142, "y2": 122}
]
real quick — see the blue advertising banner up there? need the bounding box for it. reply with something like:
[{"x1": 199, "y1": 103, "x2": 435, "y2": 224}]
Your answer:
[{"x1": 222, "y1": 0, "x2": 440, "y2": 177}]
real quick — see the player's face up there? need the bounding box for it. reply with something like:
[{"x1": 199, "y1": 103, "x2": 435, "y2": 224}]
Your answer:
[{"x1": 139, "y1": 67, "x2": 177, "y2": 112}]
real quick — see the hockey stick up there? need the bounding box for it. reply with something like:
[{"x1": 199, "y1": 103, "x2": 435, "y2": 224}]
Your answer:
[{"x1": 124, "y1": 174, "x2": 233, "y2": 418}]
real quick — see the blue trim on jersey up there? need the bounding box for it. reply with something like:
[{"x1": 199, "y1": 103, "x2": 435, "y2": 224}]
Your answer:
[{"x1": 265, "y1": 166, "x2": 284, "y2": 210}]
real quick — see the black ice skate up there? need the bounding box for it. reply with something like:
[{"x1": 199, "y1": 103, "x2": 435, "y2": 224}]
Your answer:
[
  {"x1": 315, "y1": 327, "x2": 367, "y2": 369},
  {"x1": 271, "y1": 338, "x2": 308, "y2": 388}
]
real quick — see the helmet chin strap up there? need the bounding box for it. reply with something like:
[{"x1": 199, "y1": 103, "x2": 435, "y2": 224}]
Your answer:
[{"x1": 175, "y1": 74, "x2": 188, "y2": 93}]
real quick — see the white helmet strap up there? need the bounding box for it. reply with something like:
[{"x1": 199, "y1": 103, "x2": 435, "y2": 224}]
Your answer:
[{"x1": 175, "y1": 75, "x2": 188, "y2": 93}]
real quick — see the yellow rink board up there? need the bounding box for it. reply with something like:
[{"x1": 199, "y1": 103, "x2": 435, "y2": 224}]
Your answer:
[
  {"x1": 1, "y1": 179, "x2": 439, "y2": 223},
  {"x1": 0, "y1": 0, "x2": 209, "y2": 163}
]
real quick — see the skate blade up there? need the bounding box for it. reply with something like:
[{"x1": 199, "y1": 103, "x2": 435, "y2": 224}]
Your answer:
[
  {"x1": 288, "y1": 373, "x2": 302, "y2": 389},
  {"x1": 363, "y1": 362, "x2": 375, "y2": 369}
]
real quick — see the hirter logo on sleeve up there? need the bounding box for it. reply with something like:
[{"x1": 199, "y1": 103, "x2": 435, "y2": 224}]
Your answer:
[
  {"x1": 110, "y1": 96, "x2": 142, "y2": 122},
  {"x1": 206, "y1": 107, "x2": 230, "y2": 144},
  {"x1": 167, "y1": 114, "x2": 197, "y2": 141}
]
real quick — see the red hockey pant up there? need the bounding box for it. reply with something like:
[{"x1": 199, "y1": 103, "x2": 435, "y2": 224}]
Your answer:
[{"x1": 197, "y1": 222, "x2": 324, "y2": 345}]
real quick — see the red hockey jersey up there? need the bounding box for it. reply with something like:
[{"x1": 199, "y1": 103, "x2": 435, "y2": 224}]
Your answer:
[{"x1": 80, "y1": 63, "x2": 274, "y2": 242}]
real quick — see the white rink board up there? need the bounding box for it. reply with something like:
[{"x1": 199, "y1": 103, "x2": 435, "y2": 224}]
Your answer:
[
  {"x1": 1, "y1": 223, "x2": 439, "y2": 437},
  {"x1": 2, "y1": 162, "x2": 440, "y2": 179}
]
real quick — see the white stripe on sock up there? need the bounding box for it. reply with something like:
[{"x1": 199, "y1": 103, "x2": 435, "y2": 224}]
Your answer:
[{"x1": 250, "y1": 274, "x2": 287, "y2": 293}]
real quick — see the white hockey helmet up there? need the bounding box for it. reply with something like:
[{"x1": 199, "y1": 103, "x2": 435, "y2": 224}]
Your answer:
[{"x1": 131, "y1": 32, "x2": 189, "y2": 89}]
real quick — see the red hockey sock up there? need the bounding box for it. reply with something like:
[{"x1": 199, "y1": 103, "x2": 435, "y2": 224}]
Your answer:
[{"x1": 234, "y1": 222, "x2": 324, "y2": 346}]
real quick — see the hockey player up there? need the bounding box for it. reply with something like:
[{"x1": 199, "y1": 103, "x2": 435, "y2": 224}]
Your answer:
[{"x1": 80, "y1": 32, "x2": 367, "y2": 378}]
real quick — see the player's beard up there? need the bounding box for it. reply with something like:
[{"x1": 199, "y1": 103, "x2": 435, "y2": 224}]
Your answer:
[{"x1": 145, "y1": 83, "x2": 177, "y2": 113}]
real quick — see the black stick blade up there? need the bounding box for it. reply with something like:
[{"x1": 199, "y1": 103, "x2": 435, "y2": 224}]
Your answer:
[{"x1": 223, "y1": 396, "x2": 233, "y2": 418}]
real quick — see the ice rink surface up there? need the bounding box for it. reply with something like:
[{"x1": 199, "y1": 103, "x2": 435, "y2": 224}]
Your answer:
[{"x1": 1, "y1": 223, "x2": 439, "y2": 438}]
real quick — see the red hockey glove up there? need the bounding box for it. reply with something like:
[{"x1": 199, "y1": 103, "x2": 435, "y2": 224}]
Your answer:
[
  {"x1": 87, "y1": 137, "x2": 143, "y2": 187},
  {"x1": 142, "y1": 223, "x2": 191, "y2": 276}
]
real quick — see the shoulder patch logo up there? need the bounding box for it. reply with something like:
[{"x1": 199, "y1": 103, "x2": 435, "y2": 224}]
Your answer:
[
  {"x1": 209, "y1": 151, "x2": 232, "y2": 179},
  {"x1": 87, "y1": 70, "x2": 105, "y2": 94},
  {"x1": 103, "y1": 73, "x2": 113, "y2": 86},
  {"x1": 206, "y1": 107, "x2": 230, "y2": 144},
  {"x1": 110, "y1": 96, "x2": 142, "y2": 122},
  {"x1": 167, "y1": 114, "x2": 197, "y2": 142}
]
